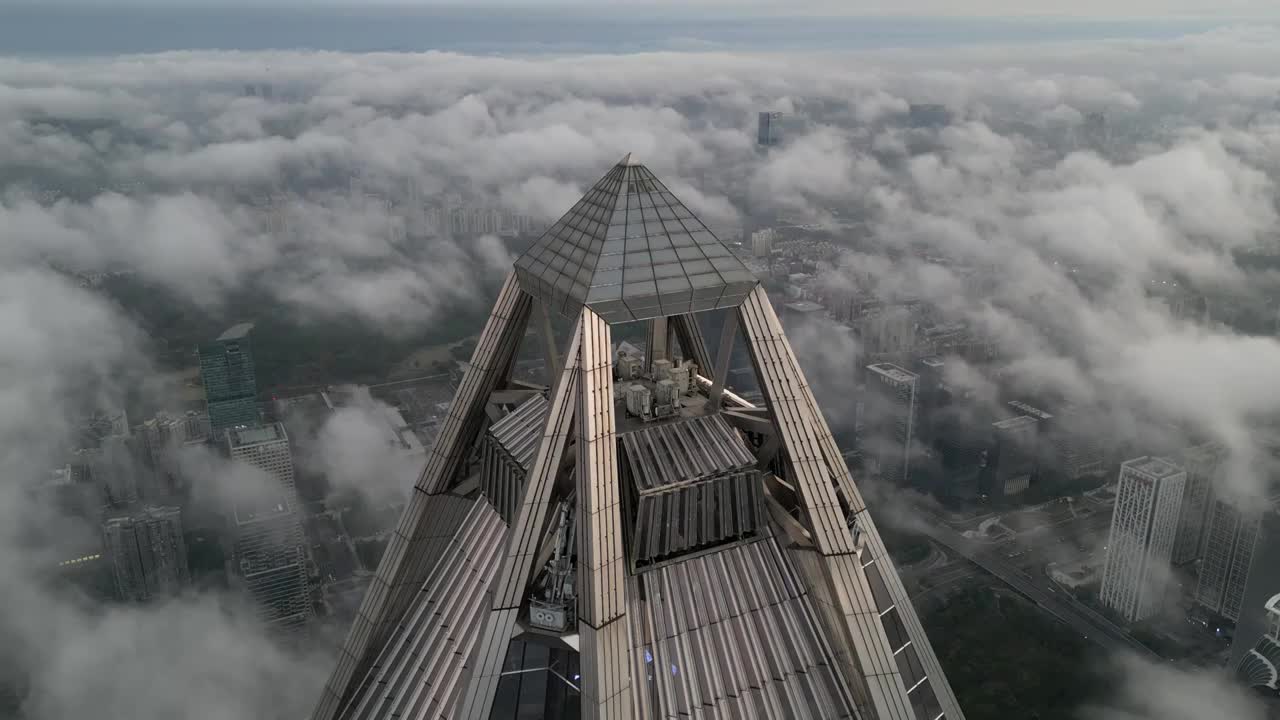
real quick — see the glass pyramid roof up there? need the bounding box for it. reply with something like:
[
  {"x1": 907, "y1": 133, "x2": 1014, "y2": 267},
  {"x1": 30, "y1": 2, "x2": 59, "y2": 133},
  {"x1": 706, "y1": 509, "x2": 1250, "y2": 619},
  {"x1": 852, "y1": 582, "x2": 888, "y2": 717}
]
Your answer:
[{"x1": 514, "y1": 154, "x2": 759, "y2": 324}]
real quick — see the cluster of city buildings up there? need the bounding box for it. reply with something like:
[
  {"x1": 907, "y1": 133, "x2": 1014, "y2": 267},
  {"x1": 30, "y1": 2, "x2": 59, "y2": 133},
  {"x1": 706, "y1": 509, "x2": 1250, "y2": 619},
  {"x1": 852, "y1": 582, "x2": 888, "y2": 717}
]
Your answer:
[
  {"x1": 1064, "y1": 442, "x2": 1280, "y2": 698},
  {"x1": 39, "y1": 324, "x2": 331, "y2": 634}
]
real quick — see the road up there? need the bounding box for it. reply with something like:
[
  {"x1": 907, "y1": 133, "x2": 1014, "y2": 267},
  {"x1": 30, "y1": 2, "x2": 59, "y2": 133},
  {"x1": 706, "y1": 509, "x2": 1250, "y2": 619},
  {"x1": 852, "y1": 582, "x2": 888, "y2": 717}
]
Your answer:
[{"x1": 913, "y1": 510, "x2": 1160, "y2": 660}]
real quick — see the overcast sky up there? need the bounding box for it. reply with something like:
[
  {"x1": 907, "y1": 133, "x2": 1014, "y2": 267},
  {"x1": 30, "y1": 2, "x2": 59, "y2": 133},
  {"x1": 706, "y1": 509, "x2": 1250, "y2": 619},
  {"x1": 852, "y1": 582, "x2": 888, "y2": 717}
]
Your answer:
[{"x1": 3, "y1": 0, "x2": 1278, "y2": 20}]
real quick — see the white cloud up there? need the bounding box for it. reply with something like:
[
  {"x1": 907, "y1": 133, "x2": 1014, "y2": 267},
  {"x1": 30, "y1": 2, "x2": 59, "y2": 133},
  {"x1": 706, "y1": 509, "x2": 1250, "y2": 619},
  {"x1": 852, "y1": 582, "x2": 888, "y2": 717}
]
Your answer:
[{"x1": 4, "y1": 28, "x2": 1280, "y2": 718}]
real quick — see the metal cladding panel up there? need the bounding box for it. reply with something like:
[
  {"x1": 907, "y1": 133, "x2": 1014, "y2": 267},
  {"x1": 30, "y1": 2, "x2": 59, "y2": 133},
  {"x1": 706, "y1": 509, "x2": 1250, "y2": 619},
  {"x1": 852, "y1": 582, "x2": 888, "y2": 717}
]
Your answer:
[
  {"x1": 481, "y1": 395, "x2": 552, "y2": 524},
  {"x1": 630, "y1": 535, "x2": 858, "y2": 719},
  {"x1": 313, "y1": 273, "x2": 533, "y2": 720},
  {"x1": 619, "y1": 414, "x2": 765, "y2": 568},
  {"x1": 489, "y1": 394, "x2": 551, "y2": 471},
  {"x1": 620, "y1": 414, "x2": 756, "y2": 492},
  {"x1": 457, "y1": 324, "x2": 584, "y2": 720},
  {"x1": 781, "y1": 310, "x2": 963, "y2": 715},
  {"x1": 575, "y1": 309, "x2": 636, "y2": 717},
  {"x1": 340, "y1": 500, "x2": 506, "y2": 720},
  {"x1": 737, "y1": 285, "x2": 950, "y2": 720},
  {"x1": 513, "y1": 156, "x2": 757, "y2": 323},
  {"x1": 627, "y1": 468, "x2": 764, "y2": 568}
]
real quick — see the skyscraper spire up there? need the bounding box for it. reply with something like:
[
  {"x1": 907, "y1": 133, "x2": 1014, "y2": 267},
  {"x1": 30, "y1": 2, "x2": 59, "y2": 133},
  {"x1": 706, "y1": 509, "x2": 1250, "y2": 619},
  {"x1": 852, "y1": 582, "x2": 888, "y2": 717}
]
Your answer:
[{"x1": 313, "y1": 156, "x2": 964, "y2": 720}]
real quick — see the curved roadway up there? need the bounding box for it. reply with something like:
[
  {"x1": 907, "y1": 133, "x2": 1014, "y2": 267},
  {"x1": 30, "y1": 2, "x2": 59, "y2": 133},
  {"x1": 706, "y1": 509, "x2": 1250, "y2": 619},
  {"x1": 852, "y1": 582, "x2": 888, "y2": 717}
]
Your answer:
[{"x1": 914, "y1": 510, "x2": 1160, "y2": 661}]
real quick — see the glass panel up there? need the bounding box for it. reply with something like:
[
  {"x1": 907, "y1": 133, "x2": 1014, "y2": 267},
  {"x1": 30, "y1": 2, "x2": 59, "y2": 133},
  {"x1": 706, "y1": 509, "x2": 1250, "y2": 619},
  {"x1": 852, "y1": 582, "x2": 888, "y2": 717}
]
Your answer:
[
  {"x1": 623, "y1": 280, "x2": 659, "y2": 297},
  {"x1": 653, "y1": 263, "x2": 685, "y2": 279},
  {"x1": 647, "y1": 233, "x2": 673, "y2": 250},
  {"x1": 594, "y1": 269, "x2": 623, "y2": 286},
  {"x1": 624, "y1": 252, "x2": 652, "y2": 268},
  {"x1": 881, "y1": 607, "x2": 909, "y2": 652},
  {"x1": 596, "y1": 254, "x2": 624, "y2": 271},
  {"x1": 676, "y1": 246, "x2": 705, "y2": 260},
  {"x1": 864, "y1": 560, "x2": 894, "y2": 611},
  {"x1": 657, "y1": 276, "x2": 691, "y2": 293},
  {"x1": 687, "y1": 273, "x2": 722, "y2": 289},
  {"x1": 896, "y1": 643, "x2": 927, "y2": 688},
  {"x1": 682, "y1": 259, "x2": 714, "y2": 274},
  {"x1": 910, "y1": 682, "x2": 944, "y2": 720},
  {"x1": 719, "y1": 269, "x2": 758, "y2": 284},
  {"x1": 668, "y1": 231, "x2": 695, "y2": 247}
]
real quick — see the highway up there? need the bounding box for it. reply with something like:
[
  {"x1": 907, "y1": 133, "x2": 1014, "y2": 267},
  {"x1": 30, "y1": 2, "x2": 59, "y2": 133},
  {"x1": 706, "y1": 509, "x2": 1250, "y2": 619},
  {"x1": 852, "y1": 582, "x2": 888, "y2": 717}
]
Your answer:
[{"x1": 913, "y1": 510, "x2": 1160, "y2": 660}]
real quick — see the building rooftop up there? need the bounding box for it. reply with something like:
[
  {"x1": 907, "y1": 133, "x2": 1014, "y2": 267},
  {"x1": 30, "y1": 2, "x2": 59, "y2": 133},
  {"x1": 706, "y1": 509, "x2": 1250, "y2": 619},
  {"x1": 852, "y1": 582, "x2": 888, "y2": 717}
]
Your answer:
[
  {"x1": 784, "y1": 301, "x2": 824, "y2": 314},
  {"x1": 867, "y1": 362, "x2": 918, "y2": 384},
  {"x1": 1123, "y1": 456, "x2": 1183, "y2": 480},
  {"x1": 513, "y1": 154, "x2": 758, "y2": 324},
  {"x1": 993, "y1": 415, "x2": 1039, "y2": 431},
  {"x1": 920, "y1": 357, "x2": 945, "y2": 369},
  {"x1": 228, "y1": 422, "x2": 287, "y2": 447},
  {"x1": 217, "y1": 322, "x2": 255, "y2": 342},
  {"x1": 1008, "y1": 400, "x2": 1053, "y2": 421}
]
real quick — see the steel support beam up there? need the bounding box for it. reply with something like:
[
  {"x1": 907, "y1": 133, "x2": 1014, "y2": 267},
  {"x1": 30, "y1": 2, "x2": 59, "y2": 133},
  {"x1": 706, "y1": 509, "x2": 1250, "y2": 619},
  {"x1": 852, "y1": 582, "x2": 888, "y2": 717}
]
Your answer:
[
  {"x1": 737, "y1": 284, "x2": 921, "y2": 720},
  {"x1": 457, "y1": 323, "x2": 584, "y2": 720},
  {"x1": 537, "y1": 298, "x2": 562, "y2": 383},
  {"x1": 708, "y1": 310, "x2": 738, "y2": 407},
  {"x1": 313, "y1": 272, "x2": 533, "y2": 720},
  {"x1": 645, "y1": 315, "x2": 668, "y2": 373},
  {"x1": 669, "y1": 313, "x2": 713, "y2": 375},
  {"x1": 575, "y1": 309, "x2": 634, "y2": 718}
]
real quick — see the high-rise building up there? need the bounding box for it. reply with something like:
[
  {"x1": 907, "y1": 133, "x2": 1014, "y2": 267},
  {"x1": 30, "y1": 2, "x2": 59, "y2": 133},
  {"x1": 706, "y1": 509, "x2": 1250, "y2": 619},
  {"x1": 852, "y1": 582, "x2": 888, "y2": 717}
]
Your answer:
[
  {"x1": 858, "y1": 305, "x2": 918, "y2": 360},
  {"x1": 1173, "y1": 442, "x2": 1225, "y2": 565},
  {"x1": 865, "y1": 362, "x2": 919, "y2": 485},
  {"x1": 757, "y1": 110, "x2": 784, "y2": 146},
  {"x1": 1099, "y1": 457, "x2": 1186, "y2": 622},
  {"x1": 87, "y1": 432, "x2": 143, "y2": 508},
  {"x1": 750, "y1": 228, "x2": 776, "y2": 258},
  {"x1": 102, "y1": 506, "x2": 189, "y2": 602},
  {"x1": 1048, "y1": 405, "x2": 1107, "y2": 480},
  {"x1": 200, "y1": 323, "x2": 259, "y2": 435},
  {"x1": 907, "y1": 104, "x2": 951, "y2": 129},
  {"x1": 1197, "y1": 495, "x2": 1264, "y2": 623},
  {"x1": 914, "y1": 357, "x2": 947, "y2": 448},
  {"x1": 314, "y1": 154, "x2": 963, "y2": 720},
  {"x1": 1230, "y1": 510, "x2": 1280, "y2": 690},
  {"x1": 984, "y1": 415, "x2": 1039, "y2": 497},
  {"x1": 227, "y1": 423, "x2": 311, "y2": 632}
]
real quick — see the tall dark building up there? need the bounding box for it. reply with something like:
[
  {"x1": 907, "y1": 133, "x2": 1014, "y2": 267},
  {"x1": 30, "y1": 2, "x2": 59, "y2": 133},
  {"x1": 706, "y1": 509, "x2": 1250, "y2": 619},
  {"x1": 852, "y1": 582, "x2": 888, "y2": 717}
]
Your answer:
[
  {"x1": 102, "y1": 506, "x2": 189, "y2": 602},
  {"x1": 983, "y1": 415, "x2": 1039, "y2": 497},
  {"x1": 1231, "y1": 509, "x2": 1280, "y2": 676},
  {"x1": 199, "y1": 323, "x2": 259, "y2": 434},
  {"x1": 864, "y1": 362, "x2": 919, "y2": 486},
  {"x1": 757, "y1": 111, "x2": 783, "y2": 146}
]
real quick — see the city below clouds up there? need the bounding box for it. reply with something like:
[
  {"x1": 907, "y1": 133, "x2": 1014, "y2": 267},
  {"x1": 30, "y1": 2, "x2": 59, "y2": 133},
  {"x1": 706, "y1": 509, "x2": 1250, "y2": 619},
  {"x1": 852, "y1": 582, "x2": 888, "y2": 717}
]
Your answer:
[{"x1": 3, "y1": 20, "x2": 1280, "y2": 720}]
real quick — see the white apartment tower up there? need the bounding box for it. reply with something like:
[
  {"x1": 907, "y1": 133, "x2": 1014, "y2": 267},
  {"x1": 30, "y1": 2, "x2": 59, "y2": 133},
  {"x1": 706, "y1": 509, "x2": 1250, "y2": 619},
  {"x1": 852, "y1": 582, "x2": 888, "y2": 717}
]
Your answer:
[
  {"x1": 227, "y1": 423, "x2": 312, "y2": 632},
  {"x1": 1100, "y1": 457, "x2": 1186, "y2": 622}
]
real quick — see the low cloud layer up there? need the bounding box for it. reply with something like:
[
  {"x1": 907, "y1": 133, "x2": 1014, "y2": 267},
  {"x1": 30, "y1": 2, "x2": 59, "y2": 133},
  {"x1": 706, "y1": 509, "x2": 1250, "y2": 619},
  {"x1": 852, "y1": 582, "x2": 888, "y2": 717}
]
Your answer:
[{"x1": 6, "y1": 26, "x2": 1280, "y2": 719}]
